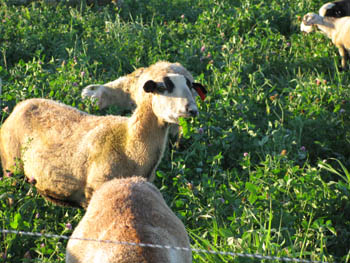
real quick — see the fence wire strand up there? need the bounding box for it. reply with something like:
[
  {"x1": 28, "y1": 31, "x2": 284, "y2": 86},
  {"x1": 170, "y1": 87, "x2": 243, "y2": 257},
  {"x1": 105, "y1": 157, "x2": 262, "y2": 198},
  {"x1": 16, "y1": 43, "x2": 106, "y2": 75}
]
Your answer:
[{"x1": 1, "y1": 229, "x2": 330, "y2": 263}]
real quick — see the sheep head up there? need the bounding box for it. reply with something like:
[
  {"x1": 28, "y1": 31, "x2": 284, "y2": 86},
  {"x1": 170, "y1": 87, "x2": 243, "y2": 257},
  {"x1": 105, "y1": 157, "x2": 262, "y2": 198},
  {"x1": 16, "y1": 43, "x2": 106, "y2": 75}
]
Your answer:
[
  {"x1": 301, "y1": 13, "x2": 322, "y2": 33},
  {"x1": 81, "y1": 84, "x2": 107, "y2": 108},
  {"x1": 143, "y1": 74, "x2": 205, "y2": 124}
]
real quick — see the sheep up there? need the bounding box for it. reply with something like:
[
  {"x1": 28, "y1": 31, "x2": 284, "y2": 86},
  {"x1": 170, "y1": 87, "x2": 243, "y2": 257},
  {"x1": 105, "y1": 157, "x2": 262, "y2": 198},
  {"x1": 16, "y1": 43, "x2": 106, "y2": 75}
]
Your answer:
[
  {"x1": 66, "y1": 177, "x2": 192, "y2": 263},
  {"x1": 0, "y1": 68, "x2": 205, "y2": 208},
  {"x1": 319, "y1": 0, "x2": 350, "y2": 18},
  {"x1": 81, "y1": 67, "x2": 143, "y2": 111},
  {"x1": 300, "y1": 12, "x2": 350, "y2": 70}
]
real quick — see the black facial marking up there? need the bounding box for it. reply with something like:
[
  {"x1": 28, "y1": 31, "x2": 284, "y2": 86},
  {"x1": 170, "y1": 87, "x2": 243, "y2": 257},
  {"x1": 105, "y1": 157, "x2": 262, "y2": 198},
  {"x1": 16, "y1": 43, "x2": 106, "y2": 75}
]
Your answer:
[{"x1": 163, "y1": 76, "x2": 175, "y2": 93}]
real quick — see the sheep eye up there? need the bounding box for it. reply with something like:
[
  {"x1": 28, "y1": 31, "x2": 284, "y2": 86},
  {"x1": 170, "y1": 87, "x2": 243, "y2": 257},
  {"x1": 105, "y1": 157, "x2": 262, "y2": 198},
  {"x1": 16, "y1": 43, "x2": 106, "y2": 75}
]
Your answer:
[
  {"x1": 156, "y1": 84, "x2": 167, "y2": 93},
  {"x1": 163, "y1": 77, "x2": 175, "y2": 93}
]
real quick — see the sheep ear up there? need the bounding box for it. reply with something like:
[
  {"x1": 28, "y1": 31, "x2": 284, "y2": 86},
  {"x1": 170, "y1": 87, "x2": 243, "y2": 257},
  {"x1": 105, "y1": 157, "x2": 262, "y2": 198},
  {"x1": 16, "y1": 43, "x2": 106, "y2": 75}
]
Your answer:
[
  {"x1": 143, "y1": 80, "x2": 158, "y2": 93},
  {"x1": 193, "y1": 83, "x2": 207, "y2": 101}
]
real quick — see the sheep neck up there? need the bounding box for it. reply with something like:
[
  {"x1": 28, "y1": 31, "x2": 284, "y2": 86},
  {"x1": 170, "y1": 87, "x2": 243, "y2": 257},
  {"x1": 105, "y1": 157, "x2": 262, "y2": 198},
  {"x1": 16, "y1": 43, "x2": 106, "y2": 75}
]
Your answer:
[
  {"x1": 126, "y1": 98, "x2": 170, "y2": 176},
  {"x1": 316, "y1": 18, "x2": 336, "y2": 39}
]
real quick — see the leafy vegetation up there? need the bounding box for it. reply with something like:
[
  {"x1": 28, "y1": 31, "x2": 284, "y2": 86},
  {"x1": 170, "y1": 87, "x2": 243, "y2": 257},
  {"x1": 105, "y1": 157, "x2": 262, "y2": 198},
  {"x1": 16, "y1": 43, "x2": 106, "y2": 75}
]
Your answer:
[{"x1": 1, "y1": 0, "x2": 350, "y2": 262}]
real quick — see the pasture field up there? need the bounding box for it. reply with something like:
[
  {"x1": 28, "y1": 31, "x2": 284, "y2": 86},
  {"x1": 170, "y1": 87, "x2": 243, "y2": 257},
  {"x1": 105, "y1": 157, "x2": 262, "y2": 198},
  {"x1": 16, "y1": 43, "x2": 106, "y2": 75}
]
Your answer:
[{"x1": 1, "y1": 0, "x2": 350, "y2": 262}]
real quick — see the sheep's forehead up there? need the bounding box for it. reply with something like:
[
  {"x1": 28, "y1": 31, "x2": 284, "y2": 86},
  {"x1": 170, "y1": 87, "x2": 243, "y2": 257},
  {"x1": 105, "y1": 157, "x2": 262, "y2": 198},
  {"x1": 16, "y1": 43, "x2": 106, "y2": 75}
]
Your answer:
[
  {"x1": 303, "y1": 13, "x2": 319, "y2": 24},
  {"x1": 319, "y1": 3, "x2": 336, "y2": 17},
  {"x1": 165, "y1": 74, "x2": 192, "y2": 95}
]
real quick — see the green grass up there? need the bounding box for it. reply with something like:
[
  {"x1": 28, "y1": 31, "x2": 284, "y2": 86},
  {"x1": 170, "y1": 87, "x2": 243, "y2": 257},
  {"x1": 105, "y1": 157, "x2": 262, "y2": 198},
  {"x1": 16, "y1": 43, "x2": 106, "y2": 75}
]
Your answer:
[{"x1": 1, "y1": 0, "x2": 350, "y2": 262}]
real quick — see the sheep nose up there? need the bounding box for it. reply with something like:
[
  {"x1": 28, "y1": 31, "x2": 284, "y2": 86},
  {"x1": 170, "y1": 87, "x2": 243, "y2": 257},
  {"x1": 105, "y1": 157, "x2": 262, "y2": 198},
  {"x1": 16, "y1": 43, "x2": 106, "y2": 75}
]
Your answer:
[
  {"x1": 189, "y1": 109, "x2": 198, "y2": 117},
  {"x1": 186, "y1": 103, "x2": 198, "y2": 117}
]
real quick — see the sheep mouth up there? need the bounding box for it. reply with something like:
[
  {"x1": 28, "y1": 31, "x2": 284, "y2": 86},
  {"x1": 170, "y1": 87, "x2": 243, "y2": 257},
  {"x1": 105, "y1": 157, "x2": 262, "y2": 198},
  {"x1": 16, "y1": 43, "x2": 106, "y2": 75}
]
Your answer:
[
  {"x1": 177, "y1": 112, "x2": 197, "y2": 118},
  {"x1": 168, "y1": 113, "x2": 196, "y2": 124},
  {"x1": 300, "y1": 22, "x2": 314, "y2": 33}
]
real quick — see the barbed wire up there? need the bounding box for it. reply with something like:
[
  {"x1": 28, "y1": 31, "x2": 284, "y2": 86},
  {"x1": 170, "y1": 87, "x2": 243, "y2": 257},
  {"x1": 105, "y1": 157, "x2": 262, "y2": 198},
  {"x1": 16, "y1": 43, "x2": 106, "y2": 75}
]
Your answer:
[{"x1": 1, "y1": 229, "x2": 330, "y2": 263}]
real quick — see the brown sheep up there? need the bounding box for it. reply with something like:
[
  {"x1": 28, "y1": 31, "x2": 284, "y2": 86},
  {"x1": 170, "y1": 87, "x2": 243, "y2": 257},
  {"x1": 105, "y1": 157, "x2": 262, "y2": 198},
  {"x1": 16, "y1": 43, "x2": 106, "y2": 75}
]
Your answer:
[
  {"x1": 66, "y1": 177, "x2": 192, "y2": 263},
  {"x1": 0, "y1": 68, "x2": 204, "y2": 208}
]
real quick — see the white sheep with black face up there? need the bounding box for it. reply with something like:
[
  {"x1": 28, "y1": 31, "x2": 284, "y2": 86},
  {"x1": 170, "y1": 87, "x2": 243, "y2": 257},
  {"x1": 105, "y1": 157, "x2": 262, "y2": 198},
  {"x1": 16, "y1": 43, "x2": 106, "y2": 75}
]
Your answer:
[
  {"x1": 0, "y1": 67, "x2": 205, "y2": 208},
  {"x1": 66, "y1": 177, "x2": 192, "y2": 263},
  {"x1": 301, "y1": 11, "x2": 350, "y2": 70}
]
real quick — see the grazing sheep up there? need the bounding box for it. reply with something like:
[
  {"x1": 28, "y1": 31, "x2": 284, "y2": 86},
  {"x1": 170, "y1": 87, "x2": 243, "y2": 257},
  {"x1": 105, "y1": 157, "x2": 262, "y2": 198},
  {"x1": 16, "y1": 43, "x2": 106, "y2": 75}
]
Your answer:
[
  {"x1": 66, "y1": 177, "x2": 192, "y2": 263},
  {"x1": 81, "y1": 68, "x2": 143, "y2": 111},
  {"x1": 319, "y1": 0, "x2": 350, "y2": 18},
  {"x1": 81, "y1": 61, "x2": 206, "y2": 111},
  {"x1": 0, "y1": 70, "x2": 204, "y2": 208},
  {"x1": 300, "y1": 12, "x2": 350, "y2": 70}
]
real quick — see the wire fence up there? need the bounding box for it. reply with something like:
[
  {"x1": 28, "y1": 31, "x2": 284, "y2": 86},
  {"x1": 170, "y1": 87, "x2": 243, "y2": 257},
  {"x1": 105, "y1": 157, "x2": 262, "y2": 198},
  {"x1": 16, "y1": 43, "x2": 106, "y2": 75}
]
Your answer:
[{"x1": 1, "y1": 228, "x2": 330, "y2": 263}]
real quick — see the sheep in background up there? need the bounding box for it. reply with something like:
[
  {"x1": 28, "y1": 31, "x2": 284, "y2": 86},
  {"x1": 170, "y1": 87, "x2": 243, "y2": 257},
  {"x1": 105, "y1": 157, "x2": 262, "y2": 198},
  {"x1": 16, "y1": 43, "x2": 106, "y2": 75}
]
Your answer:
[
  {"x1": 0, "y1": 67, "x2": 205, "y2": 208},
  {"x1": 66, "y1": 177, "x2": 192, "y2": 263},
  {"x1": 300, "y1": 12, "x2": 350, "y2": 70},
  {"x1": 319, "y1": 0, "x2": 350, "y2": 18},
  {"x1": 81, "y1": 67, "x2": 144, "y2": 111}
]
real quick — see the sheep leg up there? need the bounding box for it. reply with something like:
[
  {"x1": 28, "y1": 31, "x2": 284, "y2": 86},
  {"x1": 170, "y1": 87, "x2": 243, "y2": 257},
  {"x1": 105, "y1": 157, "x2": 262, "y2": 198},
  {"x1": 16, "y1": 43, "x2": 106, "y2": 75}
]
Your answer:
[{"x1": 338, "y1": 46, "x2": 349, "y2": 70}]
